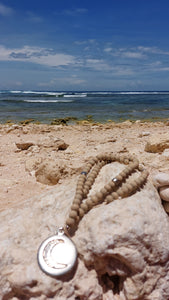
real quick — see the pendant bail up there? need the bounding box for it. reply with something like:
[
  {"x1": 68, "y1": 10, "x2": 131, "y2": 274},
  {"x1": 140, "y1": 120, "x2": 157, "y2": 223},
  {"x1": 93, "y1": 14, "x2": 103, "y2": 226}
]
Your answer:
[{"x1": 57, "y1": 227, "x2": 65, "y2": 235}]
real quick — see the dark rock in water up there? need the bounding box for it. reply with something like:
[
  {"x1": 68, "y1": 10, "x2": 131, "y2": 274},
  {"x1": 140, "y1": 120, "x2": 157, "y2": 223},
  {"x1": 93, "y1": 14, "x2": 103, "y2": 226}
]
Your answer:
[
  {"x1": 51, "y1": 117, "x2": 77, "y2": 125},
  {"x1": 19, "y1": 119, "x2": 35, "y2": 125}
]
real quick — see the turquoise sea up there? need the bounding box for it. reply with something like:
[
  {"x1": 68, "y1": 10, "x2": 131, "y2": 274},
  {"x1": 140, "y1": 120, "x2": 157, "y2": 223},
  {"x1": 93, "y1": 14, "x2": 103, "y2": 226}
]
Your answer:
[{"x1": 1, "y1": 90, "x2": 169, "y2": 123}]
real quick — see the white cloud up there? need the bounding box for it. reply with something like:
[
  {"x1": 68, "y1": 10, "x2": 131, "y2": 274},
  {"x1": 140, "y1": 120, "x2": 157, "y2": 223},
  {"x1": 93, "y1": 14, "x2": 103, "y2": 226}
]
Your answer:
[
  {"x1": 86, "y1": 59, "x2": 112, "y2": 71},
  {"x1": 0, "y1": 45, "x2": 75, "y2": 67},
  {"x1": 158, "y1": 67, "x2": 169, "y2": 71},
  {"x1": 103, "y1": 45, "x2": 169, "y2": 60},
  {"x1": 105, "y1": 47, "x2": 147, "y2": 59},
  {"x1": 114, "y1": 46, "x2": 169, "y2": 58},
  {"x1": 104, "y1": 47, "x2": 113, "y2": 53},
  {"x1": 122, "y1": 51, "x2": 146, "y2": 59},
  {"x1": 0, "y1": 3, "x2": 13, "y2": 16}
]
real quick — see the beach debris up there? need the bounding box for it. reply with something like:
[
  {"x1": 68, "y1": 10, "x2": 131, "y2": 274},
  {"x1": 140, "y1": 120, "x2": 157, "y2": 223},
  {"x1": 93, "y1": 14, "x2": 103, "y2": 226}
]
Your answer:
[
  {"x1": 35, "y1": 159, "x2": 68, "y2": 185},
  {"x1": 15, "y1": 142, "x2": 34, "y2": 150},
  {"x1": 1, "y1": 164, "x2": 169, "y2": 299},
  {"x1": 11, "y1": 124, "x2": 22, "y2": 130},
  {"x1": 28, "y1": 145, "x2": 40, "y2": 153},
  {"x1": 25, "y1": 157, "x2": 43, "y2": 173},
  {"x1": 15, "y1": 137, "x2": 68, "y2": 152},
  {"x1": 23, "y1": 129, "x2": 28, "y2": 134},
  {"x1": 138, "y1": 131, "x2": 150, "y2": 137},
  {"x1": 104, "y1": 137, "x2": 117, "y2": 143},
  {"x1": 120, "y1": 120, "x2": 132, "y2": 127},
  {"x1": 145, "y1": 134, "x2": 169, "y2": 153},
  {"x1": 37, "y1": 137, "x2": 69, "y2": 151}
]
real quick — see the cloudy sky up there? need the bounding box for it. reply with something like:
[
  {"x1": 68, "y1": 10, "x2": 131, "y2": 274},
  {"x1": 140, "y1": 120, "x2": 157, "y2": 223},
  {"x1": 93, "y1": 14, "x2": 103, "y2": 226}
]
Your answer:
[{"x1": 1, "y1": 0, "x2": 169, "y2": 91}]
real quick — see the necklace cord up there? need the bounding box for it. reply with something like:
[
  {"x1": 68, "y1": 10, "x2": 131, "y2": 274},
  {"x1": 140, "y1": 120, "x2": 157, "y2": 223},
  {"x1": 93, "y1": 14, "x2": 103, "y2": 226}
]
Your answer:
[{"x1": 65, "y1": 153, "x2": 149, "y2": 235}]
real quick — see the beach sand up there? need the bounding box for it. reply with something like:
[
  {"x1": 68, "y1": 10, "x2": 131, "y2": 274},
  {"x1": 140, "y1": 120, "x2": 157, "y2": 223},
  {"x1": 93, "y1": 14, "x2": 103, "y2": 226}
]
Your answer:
[{"x1": 0, "y1": 120, "x2": 169, "y2": 211}]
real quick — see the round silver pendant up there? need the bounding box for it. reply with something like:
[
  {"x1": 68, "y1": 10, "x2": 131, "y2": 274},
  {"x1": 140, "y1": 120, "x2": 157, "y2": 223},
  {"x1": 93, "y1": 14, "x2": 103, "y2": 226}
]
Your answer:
[{"x1": 37, "y1": 230, "x2": 77, "y2": 277}]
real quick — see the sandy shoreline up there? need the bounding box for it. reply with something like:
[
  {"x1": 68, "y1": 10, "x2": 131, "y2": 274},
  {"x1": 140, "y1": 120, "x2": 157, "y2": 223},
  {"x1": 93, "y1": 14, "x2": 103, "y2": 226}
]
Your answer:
[{"x1": 1, "y1": 120, "x2": 169, "y2": 211}]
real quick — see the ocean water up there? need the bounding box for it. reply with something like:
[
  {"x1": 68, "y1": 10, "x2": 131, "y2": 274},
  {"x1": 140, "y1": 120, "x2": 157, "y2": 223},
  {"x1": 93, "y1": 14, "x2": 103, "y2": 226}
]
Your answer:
[{"x1": 1, "y1": 90, "x2": 169, "y2": 124}]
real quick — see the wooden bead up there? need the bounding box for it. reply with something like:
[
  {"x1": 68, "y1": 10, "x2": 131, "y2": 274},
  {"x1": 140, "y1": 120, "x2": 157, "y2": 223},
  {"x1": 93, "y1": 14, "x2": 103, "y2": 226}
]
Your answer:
[
  {"x1": 96, "y1": 191, "x2": 104, "y2": 201},
  {"x1": 117, "y1": 189, "x2": 124, "y2": 197},
  {"x1": 106, "y1": 195, "x2": 113, "y2": 203},
  {"x1": 76, "y1": 185, "x2": 83, "y2": 191},
  {"x1": 71, "y1": 204, "x2": 79, "y2": 211},
  {"x1": 109, "y1": 181, "x2": 115, "y2": 189},
  {"x1": 69, "y1": 210, "x2": 78, "y2": 219},
  {"x1": 126, "y1": 166, "x2": 133, "y2": 173},
  {"x1": 83, "y1": 189, "x2": 89, "y2": 197},
  {"x1": 79, "y1": 208, "x2": 85, "y2": 218},
  {"x1": 66, "y1": 217, "x2": 75, "y2": 227},
  {"x1": 81, "y1": 202, "x2": 88, "y2": 212},
  {"x1": 91, "y1": 195, "x2": 99, "y2": 204},
  {"x1": 116, "y1": 175, "x2": 123, "y2": 182},
  {"x1": 73, "y1": 197, "x2": 81, "y2": 205},
  {"x1": 111, "y1": 192, "x2": 118, "y2": 199},
  {"x1": 130, "y1": 181, "x2": 137, "y2": 189},
  {"x1": 77, "y1": 179, "x2": 85, "y2": 186},
  {"x1": 120, "y1": 170, "x2": 127, "y2": 178},
  {"x1": 86, "y1": 199, "x2": 93, "y2": 209},
  {"x1": 126, "y1": 183, "x2": 133, "y2": 192},
  {"x1": 100, "y1": 188, "x2": 108, "y2": 196},
  {"x1": 135, "y1": 178, "x2": 141, "y2": 185},
  {"x1": 83, "y1": 167, "x2": 90, "y2": 173},
  {"x1": 104, "y1": 184, "x2": 113, "y2": 193},
  {"x1": 83, "y1": 182, "x2": 91, "y2": 191},
  {"x1": 86, "y1": 178, "x2": 94, "y2": 185},
  {"x1": 90, "y1": 159, "x2": 97, "y2": 165},
  {"x1": 75, "y1": 192, "x2": 83, "y2": 199},
  {"x1": 121, "y1": 185, "x2": 129, "y2": 195}
]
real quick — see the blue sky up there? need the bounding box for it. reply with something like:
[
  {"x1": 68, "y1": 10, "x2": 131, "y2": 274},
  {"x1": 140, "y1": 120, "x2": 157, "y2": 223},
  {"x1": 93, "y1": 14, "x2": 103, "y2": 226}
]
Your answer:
[{"x1": 1, "y1": 0, "x2": 169, "y2": 91}]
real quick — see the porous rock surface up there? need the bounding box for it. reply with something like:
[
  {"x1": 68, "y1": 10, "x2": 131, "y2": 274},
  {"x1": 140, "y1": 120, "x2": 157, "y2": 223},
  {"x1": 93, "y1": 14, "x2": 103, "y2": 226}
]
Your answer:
[
  {"x1": 1, "y1": 163, "x2": 169, "y2": 300},
  {"x1": 35, "y1": 159, "x2": 68, "y2": 185},
  {"x1": 145, "y1": 133, "x2": 169, "y2": 153},
  {"x1": 153, "y1": 172, "x2": 169, "y2": 188}
]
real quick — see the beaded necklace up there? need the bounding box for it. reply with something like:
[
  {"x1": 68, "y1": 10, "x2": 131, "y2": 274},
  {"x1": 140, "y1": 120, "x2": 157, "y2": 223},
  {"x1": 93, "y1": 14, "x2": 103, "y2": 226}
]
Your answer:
[{"x1": 37, "y1": 153, "x2": 148, "y2": 277}]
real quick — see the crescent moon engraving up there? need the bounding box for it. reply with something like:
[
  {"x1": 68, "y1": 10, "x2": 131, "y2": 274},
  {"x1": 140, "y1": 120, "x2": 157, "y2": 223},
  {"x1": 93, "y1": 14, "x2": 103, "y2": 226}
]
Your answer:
[{"x1": 43, "y1": 239, "x2": 68, "y2": 269}]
